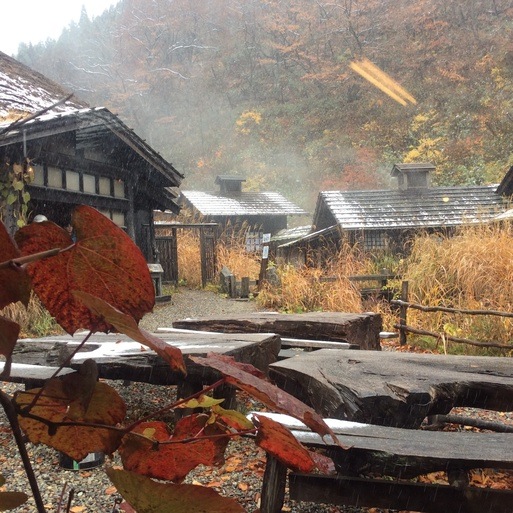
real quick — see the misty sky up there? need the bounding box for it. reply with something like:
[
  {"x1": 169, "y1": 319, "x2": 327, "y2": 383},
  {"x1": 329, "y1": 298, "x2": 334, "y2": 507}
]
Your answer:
[{"x1": 0, "y1": 0, "x2": 119, "y2": 56}]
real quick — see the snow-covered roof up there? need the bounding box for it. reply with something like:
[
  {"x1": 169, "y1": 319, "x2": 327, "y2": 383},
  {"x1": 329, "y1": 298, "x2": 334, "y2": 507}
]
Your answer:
[
  {"x1": 180, "y1": 190, "x2": 307, "y2": 217},
  {"x1": 0, "y1": 51, "x2": 86, "y2": 119}
]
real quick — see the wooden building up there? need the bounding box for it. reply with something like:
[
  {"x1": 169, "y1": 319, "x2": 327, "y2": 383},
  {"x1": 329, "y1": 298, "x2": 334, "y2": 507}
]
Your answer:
[
  {"x1": 179, "y1": 176, "x2": 308, "y2": 250},
  {"x1": 0, "y1": 51, "x2": 183, "y2": 262},
  {"x1": 279, "y1": 163, "x2": 512, "y2": 263}
]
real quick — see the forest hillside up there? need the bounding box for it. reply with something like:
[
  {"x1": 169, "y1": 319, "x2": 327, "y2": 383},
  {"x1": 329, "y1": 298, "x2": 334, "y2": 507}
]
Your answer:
[{"x1": 14, "y1": 0, "x2": 513, "y2": 210}]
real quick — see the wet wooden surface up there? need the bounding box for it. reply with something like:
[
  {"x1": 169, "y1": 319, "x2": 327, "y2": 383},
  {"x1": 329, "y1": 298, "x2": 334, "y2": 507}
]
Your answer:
[
  {"x1": 13, "y1": 329, "x2": 281, "y2": 386},
  {"x1": 269, "y1": 349, "x2": 513, "y2": 428},
  {"x1": 172, "y1": 311, "x2": 382, "y2": 350},
  {"x1": 254, "y1": 411, "x2": 513, "y2": 513}
]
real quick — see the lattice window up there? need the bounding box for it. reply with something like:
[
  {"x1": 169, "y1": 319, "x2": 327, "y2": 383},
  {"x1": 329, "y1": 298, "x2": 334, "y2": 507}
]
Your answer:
[{"x1": 363, "y1": 231, "x2": 386, "y2": 250}]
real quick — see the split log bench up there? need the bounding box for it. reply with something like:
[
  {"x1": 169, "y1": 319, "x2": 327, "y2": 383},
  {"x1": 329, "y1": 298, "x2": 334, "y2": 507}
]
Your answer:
[
  {"x1": 171, "y1": 311, "x2": 382, "y2": 351},
  {"x1": 269, "y1": 349, "x2": 513, "y2": 428},
  {"x1": 250, "y1": 412, "x2": 513, "y2": 513},
  {"x1": 0, "y1": 362, "x2": 75, "y2": 389},
  {"x1": 157, "y1": 328, "x2": 358, "y2": 360},
  {"x1": 12, "y1": 330, "x2": 281, "y2": 408}
]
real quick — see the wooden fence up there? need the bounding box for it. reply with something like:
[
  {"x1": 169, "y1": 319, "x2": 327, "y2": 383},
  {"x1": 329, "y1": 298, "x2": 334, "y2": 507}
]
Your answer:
[
  {"x1": 321, "y1": 269, "x2": 399, "y2": 299},
  {"x1": 220, "y1": 268, "x2": 399, "y2": 300},
  {"x1": 391, "y1": 280, "x2": 513, "y2": 350}
]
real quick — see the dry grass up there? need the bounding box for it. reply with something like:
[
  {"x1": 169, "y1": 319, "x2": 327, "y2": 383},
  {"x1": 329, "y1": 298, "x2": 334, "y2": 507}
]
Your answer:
[
  {"x1": 258, "y1": 241, "x2": 370, "y2": 313},
  {"x1": 177, "y1": 229, "x2": 202, "y2": 288},
  {"x1": 169, "y1": 221, "x2": 261, "y2": 289},
  {"x1": 216, "y1": 228, "x2": 261, "y2": 281},
  {"x1": 399, "y1": 223, "x2": 513, "y2": 351},
  {"x1": 1, "y1": 294, "x2": 62, "y2": 338}
]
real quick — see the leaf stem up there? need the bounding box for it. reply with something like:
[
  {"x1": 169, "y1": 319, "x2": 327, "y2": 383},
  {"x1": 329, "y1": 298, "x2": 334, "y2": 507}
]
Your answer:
[
  {"x1": 0, "y1": 389, "x2": 47, "y2": 513},
  {"x1": 125, "y1": 378, "x2": 226, "y2": 431},
  {"x1": 21, "y1": 331, "x2": 94, "y2": 414}
]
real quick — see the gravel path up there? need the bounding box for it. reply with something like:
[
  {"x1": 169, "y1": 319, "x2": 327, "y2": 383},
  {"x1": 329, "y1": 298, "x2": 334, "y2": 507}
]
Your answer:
[
  {"x1": 0, "y1": 288, "x2": 364, "y2": 513},
  {"x1": 139, "y1": 287, "x2": 262, "y2": 332}
]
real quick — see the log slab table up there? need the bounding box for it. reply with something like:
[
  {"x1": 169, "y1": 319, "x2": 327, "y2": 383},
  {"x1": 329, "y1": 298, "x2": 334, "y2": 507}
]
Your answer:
[
  {"x1": 269, "y1": 349, "x2": 513, "y2": 428},
  {"x1": 251, "y1": 412, "x2": 513, "y2": 513},
  {"x1": 172, "y1": 311, "x2": 382, "y2": 350},
  {"x1": 12, "y1": 330, "x2": 281, "y2": 406},
  {"x1": 0, "y1": 362, "x2": 76, "y2": 389}
]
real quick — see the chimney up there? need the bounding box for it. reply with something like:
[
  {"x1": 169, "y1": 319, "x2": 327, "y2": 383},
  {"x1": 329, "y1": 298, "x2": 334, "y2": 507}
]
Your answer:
[
  {"x1": 391, "y1": 163, "x2": 435, "y2": 192},
  {"x1": 215, "y1": 175, "x2": 246, "y2": 195}
]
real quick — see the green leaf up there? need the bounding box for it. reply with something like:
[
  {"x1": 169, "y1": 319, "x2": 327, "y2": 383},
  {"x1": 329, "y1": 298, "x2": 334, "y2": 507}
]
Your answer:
[
  {"x1": 6, "y1": 194, "x2": 16, "y2": 205},
  {"x1": 211, "y1": 404, "x2": 255, "y2": 430},
  {"x1": 21, "y1": 191, "x2": 30, "y2": 204},
  {"x1": 12, "y1": 180, "x2": 24, "y2": 191},
  {"x1": 177, "y1": 395, "x2": 225, "y2": 410},
  {"x1": 106, "y1": 468, "x2": 246, "y2": 513}
]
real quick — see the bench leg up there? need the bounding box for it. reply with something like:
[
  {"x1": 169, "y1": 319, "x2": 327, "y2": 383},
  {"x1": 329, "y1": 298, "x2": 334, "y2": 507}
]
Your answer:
[
  {"x1": 261, "y1": 455, "x2": 287, "y2": 513},
  {"x1": 213, "y1": 383, "x2": 237, "y2": 410}
]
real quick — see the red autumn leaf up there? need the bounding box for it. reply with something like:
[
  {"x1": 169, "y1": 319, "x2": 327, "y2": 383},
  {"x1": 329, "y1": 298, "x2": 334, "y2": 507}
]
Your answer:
[
  {"x1": 309, "y1": 449, "x2": 336, "y2": 475},
  {"x1": 253, "y1": 414, "x2": 315, "y2": 472},
  {"x1": 15, "y1": 373, "x2": 126, "y2": 461},
  {"x1": 0, "y1": 316, "x2": 20, "y2": 377},
  {"x1": 0, "y1": 221, "x2": 30, "y2": 309},
  {"x1": 120, "y1": 415, "x2": 229, "y2": 483},
  {"x1": 73, "y1": 291, "x2": 186, "y2": 375},
  {"x1": 106, "y1": 468, "x2": 246, "y2": 513},
  {"x1": 14, "y1": 206, "x2": 154, "y2": 334},
  {"x1": 118, "y1": 502, "x2": 137, "y2": 513},
  {"x1": 205, "y1": 354, "x2": 267, "y2": 379},
  {"x1": 190, "y1": 353, "x2": 343, "y2": 447}
]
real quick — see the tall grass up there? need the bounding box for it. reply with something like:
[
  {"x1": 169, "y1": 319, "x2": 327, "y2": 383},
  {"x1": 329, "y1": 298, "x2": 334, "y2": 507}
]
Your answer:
[
  {"x1": 399, "y1": 223, "x2": 513, "y2": 350},
  {"x1": 1, "y1": 294, "x2": 62, "y2": 338},
  {"x1": 166, "y1": 218, "x2": 261, "y2": 289},
  {"x1": 216, "y1": 234, "x2": 261, "y2": 282},
  {"x1": 176, "y1": 229, "x2": 202, "y2": 287},
  {"x1": 258, "y1": 241, "x2": 370, "y2": 313}
]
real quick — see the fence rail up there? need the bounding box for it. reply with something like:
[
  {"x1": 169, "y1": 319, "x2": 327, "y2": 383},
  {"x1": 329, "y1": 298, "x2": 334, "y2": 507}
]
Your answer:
[
  {"x1": 321, "y1": 270, "x2": 400, "y2": 298},
  {"x1": 391, "y1": 281, "x2": 513, "y2": 350}
]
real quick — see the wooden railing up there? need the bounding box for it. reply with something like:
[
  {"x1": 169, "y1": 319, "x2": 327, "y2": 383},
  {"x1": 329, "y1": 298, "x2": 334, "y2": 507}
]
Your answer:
[
  {"x1": 321, "y1": 269, "x2": 400, "y2": 298},
  {"x1": 391, "y1": 280, "x2": 513, "y2": 349}
]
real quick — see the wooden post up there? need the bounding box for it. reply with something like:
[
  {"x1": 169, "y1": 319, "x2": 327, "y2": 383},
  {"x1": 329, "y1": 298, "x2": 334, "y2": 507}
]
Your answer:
[
  {"x1": 380, "y1": 268, "x2": 389, "y2": 289},
  {"x1": 260, "y1": 455, "x2": 287, "y2": 513},
  {"x1": 399, "y1": 280, "x2": 409, "y2": 346},
  {"x1": 228, "y1": 274, "x2": 237, "y2": 298},
  {"x1": 241, "y1": 277, "x2": 250, "y2": 298}
]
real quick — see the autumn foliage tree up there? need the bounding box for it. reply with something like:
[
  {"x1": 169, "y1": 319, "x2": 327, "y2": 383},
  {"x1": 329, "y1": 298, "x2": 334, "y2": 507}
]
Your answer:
[{"x1": 0, "y1": 204, "x2": 338, "y2": 512}]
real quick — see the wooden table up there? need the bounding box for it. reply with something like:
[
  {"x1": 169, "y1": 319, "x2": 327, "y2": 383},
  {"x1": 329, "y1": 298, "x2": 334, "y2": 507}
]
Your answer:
[
  {"x1": 12, "y1": 329, "x2": 281, "y2": 405},
  {"x1": 269, "y1": 349, "x2": 513, "y2": 428}
]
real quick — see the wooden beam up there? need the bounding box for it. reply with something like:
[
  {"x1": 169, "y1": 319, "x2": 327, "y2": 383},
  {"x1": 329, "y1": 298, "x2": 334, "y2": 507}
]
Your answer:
[{"x1": 289, "y1": 474, "x2": 513, "y2": 513}]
